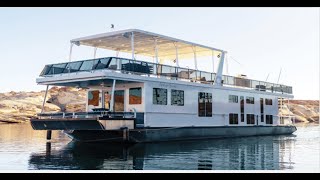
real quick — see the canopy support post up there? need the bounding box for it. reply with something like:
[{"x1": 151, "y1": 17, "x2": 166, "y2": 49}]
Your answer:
[
  {"x1": 154, "y1": 38, "x2": 159, "y2": 64},
  {"x1": 110, "y1": 79, "x2": 116, "y2": 112},
  {"x1": 212, "y1": 51, "x2": 215, "y2": 73},
  {"x1": 68, "y1": 43, "x2": 74, "y2": 62},
  {"x1": 192, "y1": 46, "x2": 198, "y2": 70},
  {"x1": 174, "y1": 42, "x2": 179, "y2": 67},
  {"x1": 131, "y1": 32, "x2": 135, "y2": 60},
  {"x1": 116, "y1": 51, "x2": 119, "y2": 57},
  {"x1": 93, "y1": 47, "x2": 97, "y2": 59},
  {"x1": 41, "y1": 85, "x2": 49, "y2": 113},
  {"x1": 214, "y1": 51, "x2": 226, "y2": 86},
  {"x1": 225, "y1": 54, "x2": 229, "y2": 75}
]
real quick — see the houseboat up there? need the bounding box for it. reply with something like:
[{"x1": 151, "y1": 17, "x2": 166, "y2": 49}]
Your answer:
[{"x1": 30, "y1": 29, "x2": 297, "y2": 143}]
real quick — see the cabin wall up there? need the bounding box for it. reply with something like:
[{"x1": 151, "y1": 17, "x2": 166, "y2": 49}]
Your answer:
[{"x1": 144, "y1": 81, "x2": 280, "y2": 128}]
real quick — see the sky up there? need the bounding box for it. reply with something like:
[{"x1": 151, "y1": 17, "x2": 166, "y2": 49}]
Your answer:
[{"x1": 0, "y1": 7, "x2": 318, "y2": 100}]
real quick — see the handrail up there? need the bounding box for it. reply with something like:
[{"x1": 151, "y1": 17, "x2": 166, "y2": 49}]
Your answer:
[
  {"x1": 37, "y1": 111, "x2": 136, "y2": 119},
  {"x1": 39, "y1": 56, "x2": 293, "y2": 94}
]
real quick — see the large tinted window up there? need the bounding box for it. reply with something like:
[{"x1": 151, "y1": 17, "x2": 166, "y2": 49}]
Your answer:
[
  {"x1": 153, "y1": 88, "x2": 167, "y2": 105},
  {"x1": 40, "y1": 65, "x2": 52, "y2": 75},
  {"x1": 63, "y1": 61, "x2": 83, "y2": 73},
  {"x1": 171, "y1": 89, "x2": 184, "y2": 106},
  {"x1": 93, "y1": 58, "x2": 110, "y2": 70},
  {"x1": 80, "y1": 60, "x2": 94, "y2": 71},
  {"x1": 48, "y1": 63, "x2": 67, "y2": 74},
  {"x1": 129, "y1": 88, "x2": 142, "y2": 104},
  {"x1": 108, "y1": 58, "x2": 118, "y2": 70}
]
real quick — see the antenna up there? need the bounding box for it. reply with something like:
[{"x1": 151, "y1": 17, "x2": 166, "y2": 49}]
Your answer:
[
  {"x1": 277, "y1": 68, "x2": 282, "y2": 84},
  {"x1": 265, "y1": 73, "x2": 270, "y2": 82}
]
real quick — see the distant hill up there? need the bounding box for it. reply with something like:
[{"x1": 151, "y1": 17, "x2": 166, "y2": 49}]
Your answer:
[{"x1": 0, "y1": 87, "x2": 318, "y2": 123}]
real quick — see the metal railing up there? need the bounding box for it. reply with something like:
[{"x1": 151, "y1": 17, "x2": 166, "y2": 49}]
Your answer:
[
  {"x1": 40, "y1": 57, "x2": 293, "y2": 94},
  {"x1": 37, "y1": 111, "x2": 136, "y2": 120}
]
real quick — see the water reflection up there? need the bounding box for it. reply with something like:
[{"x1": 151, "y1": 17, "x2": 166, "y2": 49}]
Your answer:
[{"x1": 28, "y1": 134, "x2": 298, "y2": 170}]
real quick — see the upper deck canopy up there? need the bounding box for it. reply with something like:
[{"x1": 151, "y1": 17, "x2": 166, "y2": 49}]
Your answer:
[{"x1": 71, "y1": 29, "x2": 225, "y2": 60}]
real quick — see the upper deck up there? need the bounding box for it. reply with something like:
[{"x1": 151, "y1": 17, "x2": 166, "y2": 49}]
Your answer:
[{"x1": 39, "y1": 57, "x2": 293, "y2": 95}]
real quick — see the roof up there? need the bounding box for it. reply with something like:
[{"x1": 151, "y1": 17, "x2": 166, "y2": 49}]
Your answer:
[{"x1": 71, "y1": 29, "x2": 225, "y2": 60}]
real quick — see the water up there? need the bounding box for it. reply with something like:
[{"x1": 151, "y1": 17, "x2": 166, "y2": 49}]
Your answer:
[{"x1": 0, "y1": 123, "x2": 319, "y2": 171}]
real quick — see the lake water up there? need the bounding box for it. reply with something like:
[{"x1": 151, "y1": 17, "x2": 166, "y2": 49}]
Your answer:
[{"x1": 0, "y1": 123, "x2": 319, "y2": 171}]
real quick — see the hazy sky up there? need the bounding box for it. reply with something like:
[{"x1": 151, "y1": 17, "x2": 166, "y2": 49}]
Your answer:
[{"x1": 0, "y1": 8, "x2": 318, "y2": 100}]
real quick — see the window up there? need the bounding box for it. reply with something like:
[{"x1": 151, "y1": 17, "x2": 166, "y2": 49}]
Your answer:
[
  {"x1": 246, "y1": 114, "x2": 255, "y2": 124},
  {"x1": 198, "y1": 92, "x2": 212, "y2": 117},
  {"x1": 229, "y1": 113, "x2": 239, "y2": 124},
  {"x1": 129, "y1": 88, "x2": 142, "y2": 104},
  {"x1": 240, "y1": 96, "x2": 244, "y2": 122},
  {"x1": 266, "y1": 115, "x2": 273, "y2": 124},
  {"x1": 246, "y1": 97, "x2": 254, "y2": 104},
  {"x1": 229, "y1": 95, "x2": 238, "y2": 103},
  {"x1": 153, "y1": 88, "x2": 167, "y2": 105},
  {"x1": 265, "y1": 99, "x2": 273, "y2": 105},
  {"x1": 260, "y1": 98, "x2": 264, "y2": 122},
  {"x1": 171, "y1": 89, "x2": 184, "y2": 106}
]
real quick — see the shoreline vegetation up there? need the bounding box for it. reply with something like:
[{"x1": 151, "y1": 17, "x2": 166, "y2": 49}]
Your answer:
[{"x1": 0, "y1": 87, "x2": 318, "y2": 124}]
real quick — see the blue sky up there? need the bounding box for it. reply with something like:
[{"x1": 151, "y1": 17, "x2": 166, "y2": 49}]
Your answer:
[{"x1": 0, "y1": 8, "x2": 318, "y2": 100}]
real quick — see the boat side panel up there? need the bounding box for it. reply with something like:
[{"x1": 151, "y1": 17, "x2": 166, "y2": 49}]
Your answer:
[{"x1": 66, "y1": 126, "x2": 297, "y2": 143}]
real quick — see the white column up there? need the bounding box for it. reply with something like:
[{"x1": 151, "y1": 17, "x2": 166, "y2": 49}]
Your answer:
[
  {"x1": 110, "y1": 79, "x2": 116, "y2": 112},
  {"x1": 93, "y1": 47, "x2": 97, "y2": 59},
  {"x1": 174, "y1": 42, "x2": 179, "y2": 67},
  {"x1": 225, "y1": 54, "x2": 229, "y2": 75},
  {"x1": 131, "y1": 32, "x2": 135, "y2": 60},
  {"x1": 214, "y1": 51, "x2": 226, "y2": 86},
  {"x1": 68, "y1": 43, "x2": 74, "y2": 62},
  {"x1": 192, "y1": 46, "x2": 198, "y2": 70},
  {"x1": 154, "y1": 39, "x2": 159, "y2": 64},
  {"x1": 41, "y1": 85, "x2": 49, "y2": 113},
  {"x1": 116, "y1": 51, "x2": 119, "y2": 57},
  {"x1": 212, "y1": 51, "x2": 215, "y2": 73}
]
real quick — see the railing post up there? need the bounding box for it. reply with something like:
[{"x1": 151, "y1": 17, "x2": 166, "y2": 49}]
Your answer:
[
  {"x1": 41, "y1": 85, "x2": 49, "y2": 114},
  {"x1": 110, "y1": 79, "x2": 116, "y2": 112},
  {"x1": 68, "y1": 42, "x2": 74, "y2": 62},
  {"x1": 131, "y1": 32, "x2": 135, "y2": 60}
]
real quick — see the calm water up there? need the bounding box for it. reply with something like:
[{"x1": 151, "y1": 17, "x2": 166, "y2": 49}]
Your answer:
[{"x1": 0, "y1": 123, "x2": 319, "y2": 171}]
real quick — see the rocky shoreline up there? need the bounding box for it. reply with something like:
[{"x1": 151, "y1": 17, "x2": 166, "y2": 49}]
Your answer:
[{"x1": 0, "y1": 87, "x2": 318, "y2": 124}]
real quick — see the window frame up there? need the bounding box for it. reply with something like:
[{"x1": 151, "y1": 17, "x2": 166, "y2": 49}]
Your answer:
[
  {"x1": 153, "y1": 88, "x2": 168, "y2": 105},
  {"x1": 129, "y1": 87, "x2": 142, "y2": 105},
  {"x1": 229, "y1": 113, "x2": 239, "y2": 124},
  {"x1": 228, "y1": 95, "x2": 238, "y2": 103},
  {"x1": 171, "y1": 89, "x2": 184, "y2": 106},
  {"x1": 246, "y1": 96, "x2": 255, "y2": 104},
  {"x1": 198, "y1": 92, "x2": 212, "y2": 117},
  {"x1": 265, "y1": 98, "x2": 273, "y2": 105},
  {"x1": 266, "y1": 115, "x2": 273, "y2": 124},
  {"x1": 246, "y1": 114, "x2": 255, "y2": 124}
]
